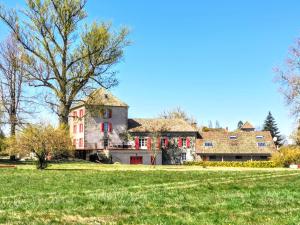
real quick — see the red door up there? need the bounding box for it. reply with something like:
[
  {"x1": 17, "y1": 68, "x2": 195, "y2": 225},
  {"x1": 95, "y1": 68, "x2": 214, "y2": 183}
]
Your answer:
[{"x1": 130, "y1": 156, "x2": 143, "y2": 164}]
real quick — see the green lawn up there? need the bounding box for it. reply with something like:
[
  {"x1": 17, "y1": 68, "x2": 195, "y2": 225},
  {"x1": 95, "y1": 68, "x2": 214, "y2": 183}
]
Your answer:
[{"x1": 0, "y1": 163, "x2": 300, "y2": 225}]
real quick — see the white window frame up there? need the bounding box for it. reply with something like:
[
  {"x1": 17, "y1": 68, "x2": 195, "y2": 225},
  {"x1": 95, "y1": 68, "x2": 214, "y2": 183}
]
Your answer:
[
  {"x1": 139, "y1": 138, "x2": 147, "y2": 149},
  {"x1": 204, "y1": 142, "x2": 213, "y2": 147},
  {"x1": 256, "y1": 135, "x2": 264, "y2": 139},
  {"x1": 182, "y1": 138, "x2": 187, "y2": 147},
  {"x1": 181, "y1": 152, "x2": 187, "y2": 161},
  {"x1": 257, "y1": 142, "x2": 266, "y2": 147},
  {"x1": 103, "y1": 122, "x2": 109, "y2": 132}
]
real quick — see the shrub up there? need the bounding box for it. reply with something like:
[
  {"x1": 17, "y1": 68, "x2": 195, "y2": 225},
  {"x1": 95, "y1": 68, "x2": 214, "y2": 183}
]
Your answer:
[
  {"x1": 184, "y1": 161, "x2": 278, "y2": 168},
  {"x1": 271, "y1": 145, "x2": 300, "y2": 167},
  {"x1": 5, "y1": 124, "x2": 74, "y2": 169}
]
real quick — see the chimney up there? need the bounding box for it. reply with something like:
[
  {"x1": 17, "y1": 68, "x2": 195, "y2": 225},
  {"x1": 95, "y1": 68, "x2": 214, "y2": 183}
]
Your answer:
[{"x1": 226, "y1": 127, "x2": 228, "y2": 132}]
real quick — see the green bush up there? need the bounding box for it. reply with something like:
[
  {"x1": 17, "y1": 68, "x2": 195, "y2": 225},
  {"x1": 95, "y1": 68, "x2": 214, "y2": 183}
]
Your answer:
[
  {"x1": 184, "y1": 160, "x2": 278, "y2": 168},
  {"x1": 271, "y1": 145, "x2": 300, "y2": 167}
]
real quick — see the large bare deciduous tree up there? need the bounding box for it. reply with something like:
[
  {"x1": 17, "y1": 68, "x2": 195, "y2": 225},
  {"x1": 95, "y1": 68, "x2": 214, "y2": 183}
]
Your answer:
[
  {"x1": 275, "y1": 39, "x2": 300, "y2": 117},
  {"x1": 0, "y1": 0, "x2": 129, "y2": 125},
  {"x1": 0, "y1": 35, "x2": 35, "y2": 136}
]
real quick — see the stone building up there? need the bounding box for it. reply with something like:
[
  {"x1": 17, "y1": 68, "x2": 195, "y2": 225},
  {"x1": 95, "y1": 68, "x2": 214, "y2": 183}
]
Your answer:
[
  {"x1": 195, "y1": 122, "x2": 277, "y2": 161},
  {"x1": 69, "y1": 89, "x2": 277, "y2": 164},
  {"x1": 69, "y1": 88, "x2": 196, "y2": 164}
]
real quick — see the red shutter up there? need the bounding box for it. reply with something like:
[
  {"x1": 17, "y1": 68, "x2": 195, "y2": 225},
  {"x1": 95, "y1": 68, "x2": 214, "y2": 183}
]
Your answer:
[
  {"x1": 135, "y1": 137, "x2": 139, "y2": 150},
  {"x1": 100, "y1": 123, "x2": 104, "y2": 132},
  {"x1": 109, "y1": 109, "x2": 112, "y2": 118},
  {"x1": 187, "y1": 137, "x2": 190, "y2": 148},
  {"x1": 157, "y1": 137, "x2": 160, "y2": 149},
  {"x1": 165, "y1": 138, "x2": 168, "y2": 148},
  {"x1": 178, "y1": 137, "x2": 182, "y2": 147},
  {"x1": 147, "y1": 138, "x2": 152, "y2": 150},
  {"x1": 109, "y1": 123, "x2": 112, "y2": 133}
]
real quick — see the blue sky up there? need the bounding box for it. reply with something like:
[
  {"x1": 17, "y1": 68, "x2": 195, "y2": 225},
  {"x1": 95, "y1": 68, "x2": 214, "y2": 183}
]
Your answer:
[{"x1": 1, "y1": 0, "x2": 300, "y2": 138}]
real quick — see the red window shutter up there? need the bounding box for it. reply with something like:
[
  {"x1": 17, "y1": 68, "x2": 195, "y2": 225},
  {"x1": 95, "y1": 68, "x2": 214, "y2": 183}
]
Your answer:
[
  {"x1": 100, "y1": 123, "x2": 104, "y2": 132},
  {"x1": 109, "y1": 109, "x2": 112, "y2": 118},
  {"x1": 109, "y1": 123, "x2": 112, "y2": 133},
  {"x1": 178, "y1": 137, "x2": 182, "y2": 147},
  {"x1": 147, "y1": 138, "x2": 152, "y2": 150},
  {"x1": 135, "y1": 137, "x2": 139, "y2": 150},
  {"x1": 165, "y1": 138, "x2": 168, "y2": 147},
  {"x1": 156, "y1": 137, "x2": 160, "y2": 149},
  {"x1": 187, "y1": 137, "x2": 191, "y2": 148}
]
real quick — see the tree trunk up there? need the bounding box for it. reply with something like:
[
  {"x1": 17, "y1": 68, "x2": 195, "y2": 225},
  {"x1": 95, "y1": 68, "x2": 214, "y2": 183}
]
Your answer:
[
  {"x1": 9, "y1": 114, "x2": 17, "y2": 136},
  {"x1": 58, "y1": 102, "x2": 70, "y2": 126}
]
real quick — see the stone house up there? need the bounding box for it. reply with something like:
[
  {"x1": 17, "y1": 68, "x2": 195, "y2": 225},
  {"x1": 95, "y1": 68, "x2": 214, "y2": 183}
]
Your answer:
[
  {"x1": 69, "y1": 88, "x2": 197, "y2": 165},
  {"x1": 195, "y1": 122, "x2": 277, "y2": 161},
  {"x1": 69, "y1": 89, "x2": 277, "y2": 164}
]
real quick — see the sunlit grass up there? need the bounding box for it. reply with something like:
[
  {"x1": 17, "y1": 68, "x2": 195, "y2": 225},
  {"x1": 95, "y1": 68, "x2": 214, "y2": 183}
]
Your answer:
[{"x1": 0, "y1": 163, "x2": 299, "y2": 224}]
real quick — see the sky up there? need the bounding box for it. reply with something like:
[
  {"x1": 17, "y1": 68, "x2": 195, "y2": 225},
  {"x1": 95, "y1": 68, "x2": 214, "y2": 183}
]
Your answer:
[{"x1": 1, "y1": 0, "x2": 300, "y2": 138}]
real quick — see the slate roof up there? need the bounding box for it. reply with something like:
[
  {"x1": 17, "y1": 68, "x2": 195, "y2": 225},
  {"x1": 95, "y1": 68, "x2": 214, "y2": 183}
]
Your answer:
[
  {"x1": 71, "y1": 88, "x2": 128, "y2": 109},
  {"x1": 196, "y1": 130, "x2": 276, "y2": 154},
  {"x1": 128, "y1": 118, "x2": 197, "y2": 133}
]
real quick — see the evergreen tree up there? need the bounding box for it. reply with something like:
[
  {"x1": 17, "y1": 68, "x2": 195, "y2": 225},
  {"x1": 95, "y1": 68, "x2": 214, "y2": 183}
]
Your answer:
[
  {"x1": 237, "y1": 121, "x2": 244, "y2": 129},
  {"x1": 263, "y1": 111, "x2": 283, "y2": 146}
]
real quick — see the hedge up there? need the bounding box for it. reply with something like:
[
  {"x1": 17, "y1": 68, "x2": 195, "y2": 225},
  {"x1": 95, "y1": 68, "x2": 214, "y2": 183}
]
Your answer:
[{"x1": 184, "y1": 161, "x2": 278, "y2": 168}]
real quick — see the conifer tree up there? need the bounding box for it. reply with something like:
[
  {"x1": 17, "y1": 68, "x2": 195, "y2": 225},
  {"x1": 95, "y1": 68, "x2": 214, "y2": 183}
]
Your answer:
[
  {"x1": 237, "y1": 121, "x2": 244, "y2": 129},
  {"x1": 263, "y1": 111, "x2": 283, "y2": 146}
]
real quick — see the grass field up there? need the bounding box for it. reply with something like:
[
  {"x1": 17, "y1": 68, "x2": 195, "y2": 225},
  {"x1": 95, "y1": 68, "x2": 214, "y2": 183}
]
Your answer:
[{"x1": 1, "y1": 163, "x2": 300, "y2": 225}]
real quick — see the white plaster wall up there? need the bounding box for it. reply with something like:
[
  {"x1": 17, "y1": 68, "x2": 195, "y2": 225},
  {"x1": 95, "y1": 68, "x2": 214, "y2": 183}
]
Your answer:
[{"x1": 84, "y1": 106, "x2": 128, "y2": 149}]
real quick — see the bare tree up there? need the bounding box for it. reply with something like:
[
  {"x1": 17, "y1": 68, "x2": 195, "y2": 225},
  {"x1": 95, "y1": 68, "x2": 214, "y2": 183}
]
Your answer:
[
  {"x1": 0, "y1": 35, "x2": 35, "y2": 136},
  {"x1": 0, "y1": 0, "x2": 129, "y2": 125},
  {"x1": 159, "y1": 107, "x2": 197, "y2": 128},
  {"x1": 275, "y1": 39, "x2": 300, "y2": 117}
]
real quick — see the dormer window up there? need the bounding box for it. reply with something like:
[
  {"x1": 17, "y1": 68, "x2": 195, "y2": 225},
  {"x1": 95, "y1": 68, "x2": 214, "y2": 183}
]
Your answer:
[
  {"x1": 204, "y1": 142, "x2": 213, "y2": 147},
  {"x1": 256, "y1": 135, "x2": 264, "y2": 139},
  {"x1": 229, "y1": 136, "x2": 237, "y2": 140},
  {"x1": 257, "y1": 142, "x2": 266, "y2": 147}
]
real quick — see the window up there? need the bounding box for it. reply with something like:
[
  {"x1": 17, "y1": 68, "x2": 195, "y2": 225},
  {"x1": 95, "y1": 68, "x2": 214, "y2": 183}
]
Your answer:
[
  {"x1": 73, "y1": 125, "x2": 77, "y2": 134},
  {"x1": 104, "y1": 122, "x2": 109, "y2": 132},
  {"x1": 79, "y1": 109, "x2": 84, "y2": 118},
  {"x1": 103, "y1": 109, "x2": 112, "y2": 119},
  {"x1": 229, "y1": 136, "x2": 237, "y2": 140},
  {"x1": 72, "y1": 111, "x2": 77, "y2": 118},
  {"x1": 181, "y1": 153, "x2": 187, "y2": 161},
  {"x1": 235, "y1": 156, "x2": 243, "y2": 160},
  {"x1": 182, "y1": 138, "x2": 187, "y2": 147},
  {"x1": 79, "y1": 138, "x2": 83, "y2": 148},
  {"x1": 139, "y1": 138, "x2": 147, "y2": 148},
  {"x1": 204, "y1": 142, "x2": 213, "y2": 147},
  {"x1": 256, "y1": 135, "x2": 264, "y2": 139},
  {"x1": 257, "y1": 142, "x2": 266, "y2": 147},
  {"x1": 79, "y1": 124, "x2": 84, "y2": 133},
  {"x1": 260, "y1": 156, "x2": 268, "y2": 160}
]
